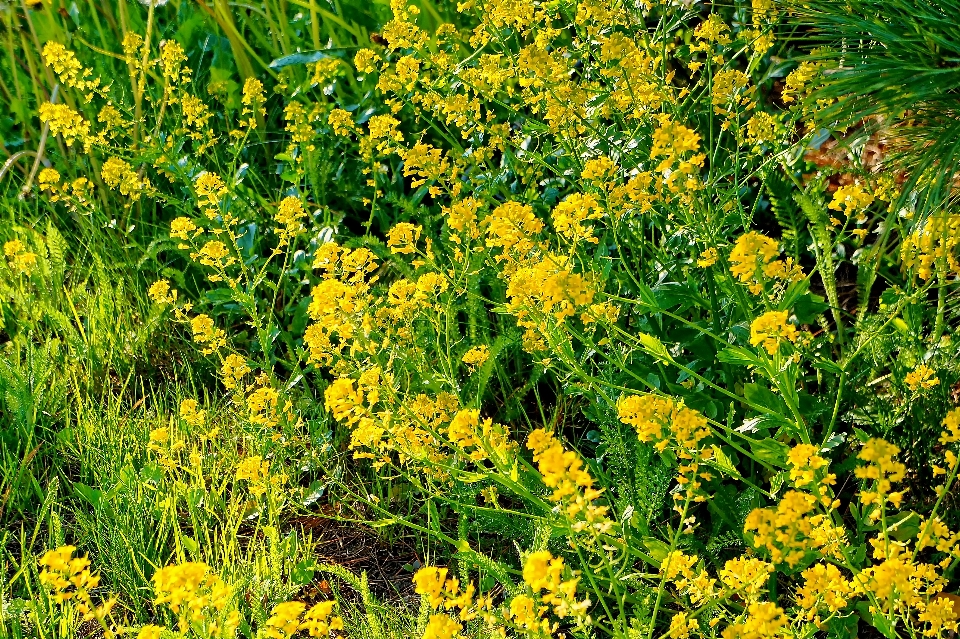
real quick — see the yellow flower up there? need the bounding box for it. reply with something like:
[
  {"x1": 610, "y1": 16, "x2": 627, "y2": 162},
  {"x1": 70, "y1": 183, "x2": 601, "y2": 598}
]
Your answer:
[
  {"x1": 718, "y1": 556, "x2": 772, "y2": 602},
  {"x1": 248, "y1": 386, "x2": 281, "y2": 427},
  {"x1": 483, "y1": 201, "x2": 543, "y2": 252},
  {"x1": 796, "y1": 562, "x2": 852, "y2": 617},
  {"x1": 697, "y1": 247, "x2": 718, "y2": 267},
  {"x1": 222, "y1": 354, "x2": 250, "y2": 390},
  {"x1": 414, "y1": 566, "x2": 449, "y2": 608},
  {"x1": 749, "y1": 310, "x2": 797, "y2": 355},
  {"x1": 650, "y1": 115, "x2": 704, "y2": 182},
  {"x1": 941, "y1": 408, "x2": 960, "y2": 445},
  {"x1": 39, "y1": 102, "x2": 91, "y2": 149},
  {"x1": 354, "y1": 49, "x2": 381, "y2": 74},
  {"x1": 275, "y1": 196, "x2": 307, "y2": 245},
  {"x1": 905, "y1": 363, "x2": 939, "y2": 392},
  {"x1": 387, "y1": 222, "x2": 422, "y2": 254},
  {"x1": 4, "y1": 239, "x2": 37, "y2": 275},
  {"x1": 722, "y1": 602, "x2": 787, "y2": 639},
  {"x1": 153, "y1": 562, "x2": 236, "y2": 635},
  {"x1": 149, "y1": 280, "x2": 176, "y2": 305},
  {"x1": 787, "y1": 443, "x2": 834, "y2": 493},
  {"x1": 38, "y1": 167, "x2": 61, "y2": 190},
  {"x1": 137, "y1": 625, "x2": 164, "y2": 639},
  {"x1": 668, "y1": 612, "x2": 699, "y2": 639},
  {"x1": 179, "y1": 399, "x2": 205, "y2": 427},
  {"x1": 42, "y1": 42, "x2": 100, "y2": 100},
  {"x1": 300, "y1": 601, "x2": 343, "y2": 637},
  {"x1": 745, "y1": 490, "x2": 846, "y2": 566},
  {"x1": 828, "y1": 183, "x2": 874, "y2": 216},
  {"x1": 328, "y1": 108, "x2": 355, "y2": 136},
  {"x1": 728, "y1": 231, "x2": 804, "y2": 294},
  {"x1": 508, "y1": 594, "x2": 542, "y2": 630},
  {"x1": 552, "y1": 193, "x2": 602, "y2": 244},
  {"x1": 159, "y1": 40, "x2": 188, "y2": 83},
  {"x1": 194, "y1": 172, "x2": 228, "y2": 218},
  {"x1": 240, "y1": 77, "x2": 265, "y2": 127},
  {"x1": 422, "y1": 613, "x2": 462, "y2": 639},
  {"x1": 264, "y1": 601, "x2": 306, "y2": 639},
  {"x1": 854, "y1": 438, "x2": 906, "y2": 515},
  {"x1": 461, "y1": 345, "x2": 490, "y2": 371},
  {"x1": 170, "y1": 217, "x2": 198, "y2": 242}
]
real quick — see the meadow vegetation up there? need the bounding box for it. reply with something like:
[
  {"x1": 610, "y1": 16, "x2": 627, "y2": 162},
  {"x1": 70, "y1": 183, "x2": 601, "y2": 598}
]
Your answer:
[{"x1": 2, "y1": 0, "x2": 960, "y2": 637}]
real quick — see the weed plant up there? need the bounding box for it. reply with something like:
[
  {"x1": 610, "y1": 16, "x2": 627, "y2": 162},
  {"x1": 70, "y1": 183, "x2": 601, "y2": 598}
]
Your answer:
[{"x1": 2, "y1": 0, "x2": 960, "y2": 638}]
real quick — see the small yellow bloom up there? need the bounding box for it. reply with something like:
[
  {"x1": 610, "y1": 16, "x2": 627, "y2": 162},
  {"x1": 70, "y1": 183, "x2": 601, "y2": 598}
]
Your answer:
[
  {"x1": 749, "y1": 310, "x2": 798, "y2": 355},
  {"x1": 905, "y1": 363, "x2": 939, "y2": 392}
]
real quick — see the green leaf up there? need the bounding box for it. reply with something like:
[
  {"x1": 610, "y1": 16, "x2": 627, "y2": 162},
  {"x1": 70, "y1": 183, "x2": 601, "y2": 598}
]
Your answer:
[
  {"x1": 638, "y1": 333, "x2": 672, "y2": 362},
  {"x1": 268, "y1": 48, "x2": 349, "y2": 69},
  {"x1": 887, "y1": 511, "x2": 922, "y2": 542},
  {"x1": 743, "y1": 383, "x2": 787, "y2": 416},
  {"x1": 708, "y1": 445, "x2": 742, "y2": 480},
  {"x1": 642, "y1": 538, "x2": 670, "y2": 565},
  {"x1": 794, "y1": 292, "x2": 829, "y2": 324},
  {"x1": 634, "y1": 283, "x2": 660, "y2": 311},
  {"x1": 73, "y1": 483, "x2": 103, "y2": 509},
  {"x1": 293, "y1": 559, "x2": 317, "y2": 585},
  {"x1": 718, "y1": 346, "x2": 760, "y2": 367},
  {"x1": 182, "y1": 535, "x2": 200, "y2": 557},
  {"x1": 750, "y1": 438, "x2": 790, "y2": 468}
]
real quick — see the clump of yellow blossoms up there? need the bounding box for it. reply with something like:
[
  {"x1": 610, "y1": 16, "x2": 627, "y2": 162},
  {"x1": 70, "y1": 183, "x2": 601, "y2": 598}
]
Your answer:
[
  {"x1": 461, "y1": 345, "x2": 490, "y2": 371},
  {"x1": 262, "y1": 599, "x2": 343, "y2": 638},
  {"x1": 39, "y1": 546, "x2": 118, "y2": 636},
  {"x1": 413, "y1": 565, "x2": 496, "y2": 639},
  {"x1": 4, "y1": 239, "x2": 37, "y2": 275},
  {"x1": 749, "y1": 310, "x2": 798, "y2": 355},
  {"x1": 905, "y1": 363, "x2": 939, "y2": 392},
  {"x1": 829, "y1": 182, "x2": 874, "y2": 216},
  {"x1": 855, "y1": 438, "x2": 907, "y2": 515},
  {"x1": 729, "y1": 232, "x2": 803, "y2": 294},
  {"x1": 900, "y1": 210, "x2": 960, "y2": 281},
  {"x1": 521, "y1": 550, "x2": 590, "y2": 623},
  {"x1": 152, "y1": 561, "x2": 240, "y2": 638},
  {"x1": 617, "y1": 395, "x2": 713, "y2": 512},
  {"x1": 526, "y1": 429, "x2": 612, "y2": 534}
]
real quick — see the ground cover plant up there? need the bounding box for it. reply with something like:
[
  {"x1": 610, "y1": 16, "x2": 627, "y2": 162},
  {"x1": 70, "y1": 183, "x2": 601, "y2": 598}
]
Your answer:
[{"x1": 2, "y1": 0, "x2": 960, "y2": 637}]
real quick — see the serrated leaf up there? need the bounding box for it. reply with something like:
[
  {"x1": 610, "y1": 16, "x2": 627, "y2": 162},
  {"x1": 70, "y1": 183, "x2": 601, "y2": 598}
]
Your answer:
[
  {"x1": 708, "y1": 445, "x2": 742, "y2": 479},
  {"x1": 638, "y1": 333, "x2": 671, "y2": 362}
]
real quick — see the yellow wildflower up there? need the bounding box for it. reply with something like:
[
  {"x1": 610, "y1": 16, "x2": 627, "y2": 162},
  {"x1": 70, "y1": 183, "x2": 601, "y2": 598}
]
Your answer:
[{"x1": 750, "y1": 310, "x2": 798, "y2": 355}]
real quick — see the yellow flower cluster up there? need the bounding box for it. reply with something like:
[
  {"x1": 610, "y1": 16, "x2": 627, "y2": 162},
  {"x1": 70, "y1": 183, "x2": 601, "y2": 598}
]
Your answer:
[
  {"x1": 855, "y1": 438, "x2": 907, "y2": 515},
  {"x1": 749, "y1": 310, "x2": 798, "y2": 355},
  {"x1": 650, "y1": 115, "x2": 705, "y2": 193},
  {"x1": 829, "y1": 182, "x2": 874, "y2": 216},
  {"x1": 526, "y1": 429, "x2": 611, "y2": 533},
  {"x1": 616, "y1": 395, "x2": 710, "y2": 453},
  {"x1": 152, "y1": 562, "x2": 239, "y2": 638},
  {"x1": 4, "y1": 239, "x2": 38, "y2": 275},
  {"x1": 39, "y1": 546, "x2": 117, "y2": 635},
  {"x1": 745, "y1": 490, "x2": 846, "y2": 567},
  {"x1": 729, "y1": 231, "x2": 803, "y2": 294},
  {"x1": 41, "y1": 41, "x2": 101, "y2": 101},
  {"x1": 905, "y1": 363, "x2": 940, "y2": 392},
  {"x1": 39, "y1": 102, "x2": 92, "y2": 150},
  {"x1": 900, "y1": 211, "x2": 960, "y2": 281},
  {"x1": 461, "y1": 345, "x2": 490, "y2": 371},
  {"x1": 101, "y1": 157, "x2": 151, "y2": 202},
  {"x1": 521, "y1": 550, "x2": 590, "y2": 622},
  {"x1": 263, "y1": 600, "x2": 343, "y2": 638}
]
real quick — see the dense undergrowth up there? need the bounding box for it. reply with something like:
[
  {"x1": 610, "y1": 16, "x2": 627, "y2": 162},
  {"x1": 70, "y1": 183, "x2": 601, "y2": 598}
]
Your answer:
[{"x1": 2, "y1": 0, "x2": 960, "y2": 637}]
